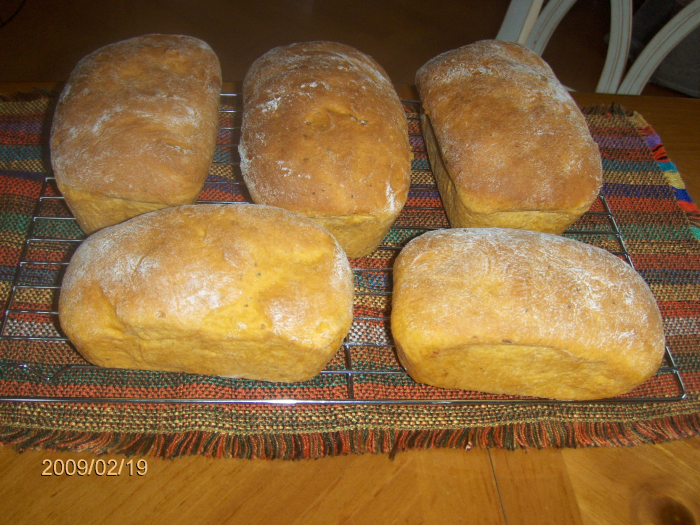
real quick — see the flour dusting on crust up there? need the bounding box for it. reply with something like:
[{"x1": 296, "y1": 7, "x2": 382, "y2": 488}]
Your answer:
[
  {"x1": 238, "y1": 41, "x2": 412, "y2": 257},
  {"x1": 50, "y1": 34, "x2": 222, "y2": 233},
  {"x1": 392, "y1": 228, "x2": 666, "y2": 399},
  {"x1": 415, "y1": 40, "x2": 602, "y2": 225},
  {"x1": 58, "y1": 204, "x2": 355, "y2": 381}
]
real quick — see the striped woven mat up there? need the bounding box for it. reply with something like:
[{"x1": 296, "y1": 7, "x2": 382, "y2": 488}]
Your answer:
[{"x1": 0, "y1": 91, "x2": 699, "y2": 459}]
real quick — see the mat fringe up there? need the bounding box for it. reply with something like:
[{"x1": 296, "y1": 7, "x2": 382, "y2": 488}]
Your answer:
[
  {"x1": 579, "y1": 102, "x2": 633, "y2": 118},
  {"x1": 0, "y1": 88, "x2": 58, "y2": 102},
  {"x1": 3, "y1": 413, "x2": 699, "y2": 459}
]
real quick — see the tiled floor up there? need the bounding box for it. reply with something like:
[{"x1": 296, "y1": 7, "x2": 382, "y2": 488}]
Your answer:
[{"x1": 0, "y1": 0, "x2": 684, "y2": 96}]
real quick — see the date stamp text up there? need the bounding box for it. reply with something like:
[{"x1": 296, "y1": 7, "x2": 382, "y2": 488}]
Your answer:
[{"x1": 41, "y1": 458, "x2": 148, "y2": 477}]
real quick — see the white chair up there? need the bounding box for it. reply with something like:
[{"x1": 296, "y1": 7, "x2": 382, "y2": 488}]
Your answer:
[{"x1": 496, "y1": 0, "x2": 700, "y2": 94}]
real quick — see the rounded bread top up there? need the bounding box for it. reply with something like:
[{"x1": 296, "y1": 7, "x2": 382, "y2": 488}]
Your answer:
[
  {"x1": 59, "y1": 203, "x2": 355, "y2": 349},
  {"x1": 239, "y1": 41, "x2": 412, "y2": 218},
  {"x1": 416, "y1": 40, "x2": 602, "y2": 215},
  {"x1": 50, "y1": 34, "x2": 222, "y2": 204},
  {"x1": 393, "y1": 227, "x2": 665, "y2": 381}
]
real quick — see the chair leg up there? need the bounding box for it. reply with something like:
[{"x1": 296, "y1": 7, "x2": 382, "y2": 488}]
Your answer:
[
  {"x1": 596, "y1": 0, "x2": 633, "y2": 93},
  {"x1": 496, "y1": 0, "x2": 545, "y2": 44},
  {"x1": 617, "y1": 0, "x2": 700, "y2": 94},
  {"x1": 525, "y1": 0, "x2": 578, "y2": 55}
]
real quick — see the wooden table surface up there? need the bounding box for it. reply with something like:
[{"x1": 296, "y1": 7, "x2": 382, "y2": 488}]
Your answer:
[{"x1": 1, "y1": 85, "x2": 699, "y2": 525}]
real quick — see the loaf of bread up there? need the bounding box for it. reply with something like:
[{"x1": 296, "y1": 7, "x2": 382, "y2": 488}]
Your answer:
[
  {"x1": 416, "y1": 40, "x2": 602, "y2": 234},
  {"x1": 50, "y1": 34, "x2": 222, "y2": 234},
  {"x1": 391, "y1": 228, "x2": 665, "y2": 400},
  {"x1": 58, "y1": 204, "x2": 355, "y2": 382},
  {"x1": 238, "y1": 41, "x2": 412, "y2": 258}
]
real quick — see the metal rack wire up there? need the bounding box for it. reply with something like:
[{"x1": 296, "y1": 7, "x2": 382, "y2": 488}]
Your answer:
[{"x1": 0, "y1": 93, "x2": 686, "y2": 405}]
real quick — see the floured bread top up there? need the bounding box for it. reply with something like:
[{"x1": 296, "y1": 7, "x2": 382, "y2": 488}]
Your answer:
[
  {"x1": 59, "y1": 204, "x2": 355, "y2": 350},
  {"x1": 393, "y1": 228, "x2": 665, "y2": 384},
  {"x1": 50, "y1": 34, "x2": 222, "y2": 204},
  {"x1": 239, "y1": 41, "x2": 412, "y2": 218},
  {"x1": 416, "y1": 40, "x2": 602, "y2": 215}
]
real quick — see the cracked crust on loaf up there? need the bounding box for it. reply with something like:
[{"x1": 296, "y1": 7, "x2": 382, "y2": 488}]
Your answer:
[
  {"x1": 58, "y1": 204, "x2": 355, "y2": 382},
  {"x1": 391, "y1": 228, "x2": 665, "y2": 400},
  {"x1": 239, "y1": 41, "x2": 412, "y2": 257},
  {"x1": 50, "y1": 34, "x2": 222, "y2": 234},
  {"x1": 416, "y1": 40, "x2": 602, "y2": 234}
]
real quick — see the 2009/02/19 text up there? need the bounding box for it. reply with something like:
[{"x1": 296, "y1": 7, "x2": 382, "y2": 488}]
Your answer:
[{"x1": 41, "y1": 458, "x2": 147, "y2": 477}]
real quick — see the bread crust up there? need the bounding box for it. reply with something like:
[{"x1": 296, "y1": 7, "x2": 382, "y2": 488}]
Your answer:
[
  {"x1": 50, "y1": 34, "x2": 222, "y2": 234},
  {"x1": 239, "y1": 41, "x2": 412, "y2": 257},
  {"x1": 58, "y1": 204, "x2": 355, "y2": 382},
  {"x1": 391, "y1": 228, "x2": 665, "y2": 400},
  {"x1": 416, "y1": 40, "x2": 602, "y2": 234}
]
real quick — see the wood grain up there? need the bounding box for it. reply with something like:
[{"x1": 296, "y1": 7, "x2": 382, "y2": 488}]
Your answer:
[
  {"x1": 488, "y1": 438, "x2": 700, "y2": 525},
  {"x1": 0, "y1": 445, "x2": 506, "y2": 525},
  {"x1": 489, "y1": 448, "x2": 584, "y2": 525},
  {"x1": 561, "y1": 437, "x2": 700, "y2": 525}
]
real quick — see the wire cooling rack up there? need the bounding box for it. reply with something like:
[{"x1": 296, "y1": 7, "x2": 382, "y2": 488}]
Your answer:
[{"x1": 0, "y1": 93, "x2": 686, "y2": 405}]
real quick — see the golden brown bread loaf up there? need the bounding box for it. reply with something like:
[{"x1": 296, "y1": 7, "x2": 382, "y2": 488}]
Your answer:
[
  {"x1": 58, "y1": 204, "x2": 355, "y2": 382},
  {"x1": 50, "y1": 34, "x2": 222, "y2": 234},
  {"x1": 239, "y1": 41, "x2": 412, "y2": 258},
  {"x1": 391, "y1": 228, "x2": 665, "y2": 400},
  {"x1": 416, "y1": 40, "x2": 603, "y2": 234}
]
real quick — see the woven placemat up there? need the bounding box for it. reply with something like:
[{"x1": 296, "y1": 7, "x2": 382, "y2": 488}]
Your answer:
[{"x1": 0, "y1": 91, "x2": 699, "y2": 459}]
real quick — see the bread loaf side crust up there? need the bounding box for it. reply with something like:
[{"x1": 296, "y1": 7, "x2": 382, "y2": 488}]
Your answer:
[
  {"x1": 58, "y1": 204, "x2": 355, "y2": 382},
  {"x1": 416, "y1": 40, "x2": 602, "y2": 234},
  {"x1": 239, "y1": 41, "x2": 412, "y2": 257},
  {"x1": 391, "y1": 228, "x2": 665, "y2": 400},
  {"x1": 51, "y1": 34, "x2": 222, "y2": 234}
]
